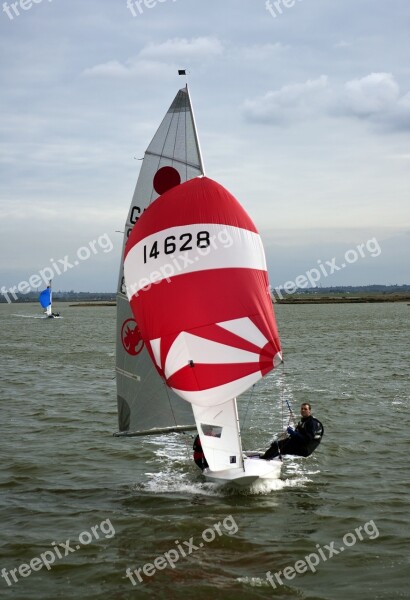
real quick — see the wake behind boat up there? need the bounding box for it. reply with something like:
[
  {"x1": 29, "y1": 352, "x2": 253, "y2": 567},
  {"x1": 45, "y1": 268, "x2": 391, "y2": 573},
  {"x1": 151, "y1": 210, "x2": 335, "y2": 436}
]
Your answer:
[{"x1": 115, "y1": 80, "x2": 283, "y2": 487}]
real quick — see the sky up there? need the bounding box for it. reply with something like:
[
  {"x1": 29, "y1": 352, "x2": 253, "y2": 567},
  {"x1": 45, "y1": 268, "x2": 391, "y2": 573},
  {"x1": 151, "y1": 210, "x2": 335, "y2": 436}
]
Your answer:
[{"x1": 0, "y1": 0, "x2": 409, "y2": 295}]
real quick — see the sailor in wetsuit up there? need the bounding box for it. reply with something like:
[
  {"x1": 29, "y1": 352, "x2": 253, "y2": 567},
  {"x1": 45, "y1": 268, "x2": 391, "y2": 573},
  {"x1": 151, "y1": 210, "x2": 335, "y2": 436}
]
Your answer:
[
  {"x1": 193, "y1": 434, "x2": 209, "y2": 471},
  {"x1": 260, "y1": 403, "x2": 323, "y2": 460}
]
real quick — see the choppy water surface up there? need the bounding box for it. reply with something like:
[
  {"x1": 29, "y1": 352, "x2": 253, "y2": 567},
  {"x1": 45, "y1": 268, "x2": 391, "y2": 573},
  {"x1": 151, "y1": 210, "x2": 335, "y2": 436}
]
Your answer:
[{"x1": 0, "y1": 302, "x2": 408, "y2": 599}]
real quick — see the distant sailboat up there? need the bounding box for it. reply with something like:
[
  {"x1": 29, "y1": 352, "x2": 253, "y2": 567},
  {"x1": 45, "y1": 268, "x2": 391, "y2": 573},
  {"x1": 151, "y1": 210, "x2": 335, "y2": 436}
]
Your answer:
[
  {"x1": 39, "y1": 280, "x2": 61, "y2": 319},
  {"x1": 115, "y1": 82, "x2": 283, "y2": 486}
]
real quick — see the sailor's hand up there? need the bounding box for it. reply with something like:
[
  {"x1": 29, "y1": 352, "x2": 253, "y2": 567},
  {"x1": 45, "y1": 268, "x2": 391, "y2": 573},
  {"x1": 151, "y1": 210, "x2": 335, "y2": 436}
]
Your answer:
[{"x1": 287, "y1": 426, "x2": 295, "y2": 436}]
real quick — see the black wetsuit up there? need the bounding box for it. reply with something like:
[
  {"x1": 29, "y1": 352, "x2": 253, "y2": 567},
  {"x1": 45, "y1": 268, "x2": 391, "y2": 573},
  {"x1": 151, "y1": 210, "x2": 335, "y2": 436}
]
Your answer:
[
  {"x1": 193, "y1": 435, "x2": 209, "y2": 471},
  {"x1": 261, "y1": 415, "x2": 323, "y2": 460}
]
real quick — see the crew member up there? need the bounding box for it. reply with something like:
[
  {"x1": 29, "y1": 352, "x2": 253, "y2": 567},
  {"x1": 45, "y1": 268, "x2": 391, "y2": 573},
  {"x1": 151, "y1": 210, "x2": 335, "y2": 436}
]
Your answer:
[{"x1": 260, "y1": 403, "x2": 323, "y2": 460}]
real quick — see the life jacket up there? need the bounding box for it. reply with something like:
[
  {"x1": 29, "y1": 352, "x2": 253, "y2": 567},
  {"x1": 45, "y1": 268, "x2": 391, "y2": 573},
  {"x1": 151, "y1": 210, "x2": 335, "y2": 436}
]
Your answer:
[
  {"x1": 312, "y1": 418, "x2": 324, "y2": 440},
  {"x1": 297, "y1": 416, "x2": 323, "y2": 440},
  {"x1": 294, "y1": 416, "x2": 323, "y2": 455},
  {"x1": 306, "y1": 417, "x2": 323, "y2": 455}
]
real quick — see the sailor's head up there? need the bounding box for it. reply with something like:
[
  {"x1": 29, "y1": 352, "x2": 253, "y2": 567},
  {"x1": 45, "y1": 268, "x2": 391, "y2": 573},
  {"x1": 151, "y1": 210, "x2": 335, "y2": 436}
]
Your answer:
[{"x1": 300, "y1": 403, "x2": 311, "y2": 416}]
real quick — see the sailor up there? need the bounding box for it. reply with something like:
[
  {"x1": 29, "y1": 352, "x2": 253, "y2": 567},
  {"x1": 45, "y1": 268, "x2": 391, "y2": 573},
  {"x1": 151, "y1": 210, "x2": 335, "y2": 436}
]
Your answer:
[
  {"x1": 260, "y1": 403, "x2": 323, "y2": 460},
  {"x1": 193, "y1": 434, "x2": 209, "y2": 471}
]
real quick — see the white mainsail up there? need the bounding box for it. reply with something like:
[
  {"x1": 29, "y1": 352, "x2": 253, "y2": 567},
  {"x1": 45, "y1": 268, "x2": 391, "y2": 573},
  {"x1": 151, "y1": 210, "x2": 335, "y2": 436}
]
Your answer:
[{"x1": 115, "y1": 86, "x2": 205, "y2": 436}]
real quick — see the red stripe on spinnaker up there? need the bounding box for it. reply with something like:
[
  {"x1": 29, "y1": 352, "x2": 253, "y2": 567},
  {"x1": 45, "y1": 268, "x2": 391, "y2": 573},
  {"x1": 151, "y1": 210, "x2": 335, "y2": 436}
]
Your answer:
[
  {"x1": 187, "y1": 323, "x2": 267, "y2": 356},
  {"x1": 130, "y1": 268, "x2": 278, "y2": 347},
  {"x1": 167, "y1": 362, "x2": 267, "y2": 393}
]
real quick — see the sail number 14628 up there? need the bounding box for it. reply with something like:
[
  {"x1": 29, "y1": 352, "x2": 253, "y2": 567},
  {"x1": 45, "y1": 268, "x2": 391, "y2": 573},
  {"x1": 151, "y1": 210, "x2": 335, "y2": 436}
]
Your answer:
[{"x1": 143, "y1": 231, "x2": 210, "y2": 263}]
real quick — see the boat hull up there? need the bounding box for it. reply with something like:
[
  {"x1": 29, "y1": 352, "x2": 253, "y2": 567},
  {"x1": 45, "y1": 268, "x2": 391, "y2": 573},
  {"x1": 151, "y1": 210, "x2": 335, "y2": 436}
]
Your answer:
[{"x1": 203, "y1": 456, "x2": 282, "y2": 487}]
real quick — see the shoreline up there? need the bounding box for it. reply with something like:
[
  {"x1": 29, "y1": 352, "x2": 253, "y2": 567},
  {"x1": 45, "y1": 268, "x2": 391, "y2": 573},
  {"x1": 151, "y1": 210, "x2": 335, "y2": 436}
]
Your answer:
[
  {"x1": 69, "y1": 302, "x2": 116, "y2": 307},
  {"x1": 272, "y1": 292, "x2": 410, "y2": 304},
  {"x1": 3, "y1": 292, "x2": 409, "y2": 307},
  {"x1": 68, "y1": 295, "x2": 410, "y2": 307},
  {"x1": 275, "y1": 295, "x2": 410, "y2": 304}
]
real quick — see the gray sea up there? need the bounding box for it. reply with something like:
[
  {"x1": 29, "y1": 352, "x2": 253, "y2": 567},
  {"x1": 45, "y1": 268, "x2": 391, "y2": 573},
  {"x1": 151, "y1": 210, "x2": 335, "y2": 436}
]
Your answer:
[{"x1": 0, "y1": 301, "x2": 408, "y2": 600}]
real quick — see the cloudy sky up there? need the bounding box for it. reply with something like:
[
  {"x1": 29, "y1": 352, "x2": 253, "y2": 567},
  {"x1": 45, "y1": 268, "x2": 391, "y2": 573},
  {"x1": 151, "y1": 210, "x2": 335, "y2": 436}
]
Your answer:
[{"x1": 1, "y1": 0, "x2": 409, "y2": 294}]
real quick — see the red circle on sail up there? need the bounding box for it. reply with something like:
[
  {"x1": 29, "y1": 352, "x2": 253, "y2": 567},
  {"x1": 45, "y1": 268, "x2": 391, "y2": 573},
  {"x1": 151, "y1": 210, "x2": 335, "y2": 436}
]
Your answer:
[
  {"x1": 153, "y1": 166, "x2": 181, "y2": 195},
  {"x1": 121, "y1": 318, "x2": 144, "y2": 356}
]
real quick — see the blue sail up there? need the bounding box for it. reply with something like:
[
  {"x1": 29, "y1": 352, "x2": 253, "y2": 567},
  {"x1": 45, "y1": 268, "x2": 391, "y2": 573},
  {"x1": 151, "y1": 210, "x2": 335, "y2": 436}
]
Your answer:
[{"x1": 39, "y1": 288, "x2": 51, "y2": 308}]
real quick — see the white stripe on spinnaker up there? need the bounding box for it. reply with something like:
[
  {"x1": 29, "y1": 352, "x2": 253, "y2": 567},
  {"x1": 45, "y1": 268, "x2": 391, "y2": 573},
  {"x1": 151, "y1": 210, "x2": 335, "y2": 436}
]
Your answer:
[
  {"x1": 164, "y1": 331, "x2": 261, "y2": 380},
  {"x1": 124, "y1": 224, "x2": 266, "y2": 299},
  {"x1": 149, "y1": 338, "x2": 162, "y2": 369},
  {"x1": 217, "y1": 317, "x2": 268, "y2": 348},
  {"x1": 172, "y1": 372, "x2": 263, "y2": 407}
]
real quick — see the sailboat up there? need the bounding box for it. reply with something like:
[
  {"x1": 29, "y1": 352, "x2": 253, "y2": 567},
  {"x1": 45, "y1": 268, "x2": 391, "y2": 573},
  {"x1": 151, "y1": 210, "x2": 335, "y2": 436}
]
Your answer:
[
  {"x1": 115, "y1": 83, "x2": 283, "y2": 486},
  {"x1": 39, "y1": 280, "x2": 61, "y2": 318}
]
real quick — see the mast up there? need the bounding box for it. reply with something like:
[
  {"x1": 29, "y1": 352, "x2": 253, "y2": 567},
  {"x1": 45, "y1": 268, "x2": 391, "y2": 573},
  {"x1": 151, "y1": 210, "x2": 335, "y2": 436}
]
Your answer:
[{"x1": 186, "y1": 84, "x2": 205, "y2": 176}]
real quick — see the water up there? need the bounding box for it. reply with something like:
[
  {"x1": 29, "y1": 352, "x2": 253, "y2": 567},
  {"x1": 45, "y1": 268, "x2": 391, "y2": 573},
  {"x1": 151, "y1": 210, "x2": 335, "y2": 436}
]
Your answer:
[{"x1": 0, "y1": 302, "x2": 408, "y2": 599}]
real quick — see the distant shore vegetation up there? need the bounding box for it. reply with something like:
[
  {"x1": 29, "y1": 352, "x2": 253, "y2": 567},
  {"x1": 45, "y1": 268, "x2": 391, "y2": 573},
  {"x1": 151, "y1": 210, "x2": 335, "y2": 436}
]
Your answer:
[{"x1": 1, "y1": 285, "x2": 409, "y2": 305}]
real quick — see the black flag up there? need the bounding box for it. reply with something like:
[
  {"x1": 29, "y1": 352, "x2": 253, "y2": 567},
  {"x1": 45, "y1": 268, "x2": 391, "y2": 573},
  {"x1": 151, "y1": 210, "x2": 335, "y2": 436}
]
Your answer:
[{"x1": 178, "y1": 69, "x2": 186, "y2": 75}]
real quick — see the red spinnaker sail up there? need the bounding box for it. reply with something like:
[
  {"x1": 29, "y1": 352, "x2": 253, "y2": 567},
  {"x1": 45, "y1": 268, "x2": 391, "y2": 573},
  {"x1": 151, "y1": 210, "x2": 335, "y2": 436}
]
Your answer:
[{"x1": 124, "y1": 176, "x2": 282, "y2": 407}]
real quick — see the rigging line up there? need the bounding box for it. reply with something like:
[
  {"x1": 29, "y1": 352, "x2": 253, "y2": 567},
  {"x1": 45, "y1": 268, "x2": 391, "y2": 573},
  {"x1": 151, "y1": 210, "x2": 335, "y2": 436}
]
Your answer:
[
  {"x1": 163, "y1": 381, "x2": 179, "y2": 428},
  {"x1": 178, "y1": 424, "x2": 196, "y2": 462},
  {"x1": 163, "y1": 381, "x2": 193, "y2": 462},
  {"x1": 150, "y1": 90, "x2": 182, "y2": 206},
  {"x1": 184, "y1": 84, "x2": 197, "y2": 179},
  {"x1": 279, "y1": 362, "x2": 295, "y2": 426},
  {"x1": 184, "y1": 87, "x2": 188, "y2": 181},
  {"x1": 170, "y1": 84, "x2": 186, "y2": 180},
  {"x1": 171, "y1": 88, "x2": 184, "y2": 176},
  {"x1": 145, "y1": 152, "x2": 200, "y2": 170},
  {"x1": 276, "y1": 364, "x2": 288, "y2": 452},
  {"x1": 188, "y1": 84, "x2": 205, "y2": 175},
  {"x1": 240, "y1": 384, "x2": 255, "y2": 450},
  {"x1": 275, "y1": 363, "x2": 289, "y2": 458}
]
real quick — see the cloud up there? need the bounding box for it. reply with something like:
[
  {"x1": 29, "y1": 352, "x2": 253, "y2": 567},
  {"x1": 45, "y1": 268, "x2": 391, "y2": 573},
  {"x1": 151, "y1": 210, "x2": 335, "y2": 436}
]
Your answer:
[
  {"x1": 83, "y1": 36, "x2": 224, "y2": 78},
  {"x1": 243, "y1": 72, "x2": 410, "y2": 132},
  {"x1": 83, "y1": 60, "x2": 130, "y2": 78},
  {"x1": 339, "y1": 73, "x2": 410, "y2": 130},
  {"x1": 242, "y1": 75, "x2": 329, "y2": 125},
  {"x1": 139, "y1": 36, "x2": 224, "y2": 60},
  {"x1": 82, "y1": 57, "x2": 171, "y2": 79}
]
